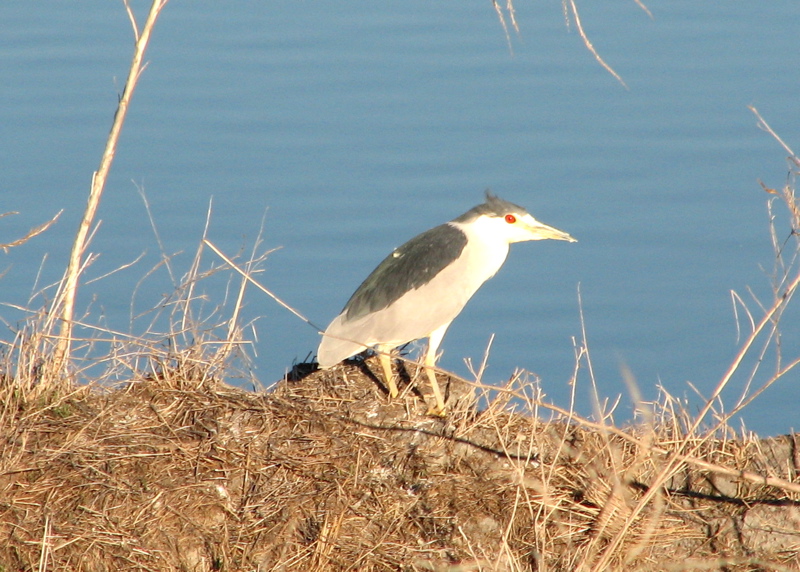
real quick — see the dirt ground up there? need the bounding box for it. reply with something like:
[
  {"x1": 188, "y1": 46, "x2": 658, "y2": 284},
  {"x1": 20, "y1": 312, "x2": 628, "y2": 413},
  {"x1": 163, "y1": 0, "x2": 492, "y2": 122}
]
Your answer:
[{"x1": 1, "y1": 356, "x2": 799, "y2": 571}]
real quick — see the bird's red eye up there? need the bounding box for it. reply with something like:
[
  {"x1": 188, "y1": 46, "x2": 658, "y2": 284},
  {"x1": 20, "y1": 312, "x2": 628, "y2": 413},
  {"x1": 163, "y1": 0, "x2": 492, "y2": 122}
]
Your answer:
[{"x1": 505, "y1": 214, "x2": 516, "y2": 224}]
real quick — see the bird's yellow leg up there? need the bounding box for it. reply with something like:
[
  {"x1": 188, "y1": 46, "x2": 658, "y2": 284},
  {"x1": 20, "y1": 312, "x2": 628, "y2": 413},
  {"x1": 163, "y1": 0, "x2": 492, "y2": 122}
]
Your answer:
[
  {"x1": 377, "y1": 345, "x2": 398, "y2": 398},
  {"x1": 423, "y1": 326, "x2": 448, "y2": 416},
  {"x1": 423, "y1": 360, "x2": 446, "y2": 416}
]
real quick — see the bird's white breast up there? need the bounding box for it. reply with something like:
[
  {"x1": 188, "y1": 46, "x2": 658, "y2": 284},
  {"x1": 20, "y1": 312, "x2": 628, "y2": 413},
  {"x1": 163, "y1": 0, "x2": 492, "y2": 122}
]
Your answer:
[{"x1": 446, "y1": 218, "x2": 511, "y2": 288}]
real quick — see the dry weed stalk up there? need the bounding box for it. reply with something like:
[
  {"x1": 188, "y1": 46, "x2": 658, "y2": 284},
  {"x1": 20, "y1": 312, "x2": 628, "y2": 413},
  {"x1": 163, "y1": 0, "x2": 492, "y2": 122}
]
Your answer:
[
  {"x1": 562, "y1": 0, "x2": 628, "y2": 88},
  {"x1": 495, "y1": 0, "x2": 641, "y2": 88},
  {"x1": 585, "y1": 111, "x2": 800, "y2": 570},
  {"x1": 50, "y1": 0, "x2": 168, "y2": 379},
  {"x1": 0, "y1": 210, "x2": 62, "y2": 253}
]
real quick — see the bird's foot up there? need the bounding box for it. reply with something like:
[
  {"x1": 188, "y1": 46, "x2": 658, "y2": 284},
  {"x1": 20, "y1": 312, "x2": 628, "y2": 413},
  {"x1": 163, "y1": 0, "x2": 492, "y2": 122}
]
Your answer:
[{"x1": 425, "y1": 402, "x2": 447, "y2": 417}]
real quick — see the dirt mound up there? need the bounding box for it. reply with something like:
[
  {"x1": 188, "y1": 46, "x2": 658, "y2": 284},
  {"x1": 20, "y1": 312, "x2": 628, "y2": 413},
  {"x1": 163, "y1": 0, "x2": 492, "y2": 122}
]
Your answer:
[{"x1": 1, "y1": 357, "x2": 798, "y2": 571}]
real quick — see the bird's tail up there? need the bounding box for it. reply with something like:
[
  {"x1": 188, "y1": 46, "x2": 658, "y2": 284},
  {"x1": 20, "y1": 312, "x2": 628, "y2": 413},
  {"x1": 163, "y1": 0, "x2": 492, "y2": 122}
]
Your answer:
[{"x1": 316, "y1": 314, "x2": 370, "y2": 368}]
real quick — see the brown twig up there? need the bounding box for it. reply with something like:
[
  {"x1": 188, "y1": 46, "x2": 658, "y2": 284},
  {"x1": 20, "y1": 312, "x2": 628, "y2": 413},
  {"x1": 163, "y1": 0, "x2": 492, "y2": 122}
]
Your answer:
[
  {"x1": 564, "y1": 0, "x2": 628, "y2": 88},
  {"x1": 0, "y1": 210, "x2": 62, "y2": 252}
]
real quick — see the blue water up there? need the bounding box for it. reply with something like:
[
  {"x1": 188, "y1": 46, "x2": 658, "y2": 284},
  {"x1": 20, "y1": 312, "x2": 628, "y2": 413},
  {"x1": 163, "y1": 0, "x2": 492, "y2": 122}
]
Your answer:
[{"x1": 2, "y1": 2, "x2": 799, "y2": 435}]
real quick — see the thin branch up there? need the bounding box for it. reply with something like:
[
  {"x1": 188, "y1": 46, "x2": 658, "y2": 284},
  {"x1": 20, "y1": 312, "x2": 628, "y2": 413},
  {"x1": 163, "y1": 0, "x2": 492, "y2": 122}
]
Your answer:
[
  {"x1": 124, "y1": 0, "x2": 140, "y2": 42},
  {"x1": 203, "y1": 238, "x2": 323, "y2": 333},
  {"x1": 0, "y1": 210, "x2": 62, "y2": 252},
  {"x1": 564, "y1": 0, "x2": 628, "y2": 88},
  {"x1": 686, "y1": 270, "x2": 800, "y2": 439},
  {"x1": 633, "y1": 0, "x2": 653, "y2": 20},
  {"x1": 749, "y1": 105, "x2": 798, "y2": 165},
  {"x1": 492, "y1": 0, "x2": 516, "y2": 55}
]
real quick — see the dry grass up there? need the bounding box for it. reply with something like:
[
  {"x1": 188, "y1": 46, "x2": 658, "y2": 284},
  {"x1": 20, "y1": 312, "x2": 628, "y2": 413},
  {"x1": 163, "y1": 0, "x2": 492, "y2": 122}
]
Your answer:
[{"x1": 1, "y1": 346, "x2": 799, "y2": 571}]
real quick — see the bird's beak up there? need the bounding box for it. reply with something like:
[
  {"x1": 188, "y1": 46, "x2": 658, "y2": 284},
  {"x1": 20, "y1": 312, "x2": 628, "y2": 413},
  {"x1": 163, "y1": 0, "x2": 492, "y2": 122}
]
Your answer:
[{"x1": 525, "y1": 218, "x2": 577, "y2": 243}]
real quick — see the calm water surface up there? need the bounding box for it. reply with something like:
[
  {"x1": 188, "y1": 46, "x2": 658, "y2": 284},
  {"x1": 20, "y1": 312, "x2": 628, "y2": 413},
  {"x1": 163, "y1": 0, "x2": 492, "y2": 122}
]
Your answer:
[{"x1": 2, "y1": 2, "x2": 799, "y2": 435}]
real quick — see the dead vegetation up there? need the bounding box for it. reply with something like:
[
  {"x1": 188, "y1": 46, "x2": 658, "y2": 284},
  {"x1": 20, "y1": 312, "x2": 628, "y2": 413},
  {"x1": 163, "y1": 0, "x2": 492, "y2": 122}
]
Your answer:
[{"x1": 1, "y1": 349, "x2": 799, "y2": 571}]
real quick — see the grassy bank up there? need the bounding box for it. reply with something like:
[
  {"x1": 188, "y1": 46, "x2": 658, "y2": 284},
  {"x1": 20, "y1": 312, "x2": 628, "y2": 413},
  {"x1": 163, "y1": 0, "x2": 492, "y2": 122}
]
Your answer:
[{"x1": 1, "y1": 353, "x2": 799, "y2": 571}]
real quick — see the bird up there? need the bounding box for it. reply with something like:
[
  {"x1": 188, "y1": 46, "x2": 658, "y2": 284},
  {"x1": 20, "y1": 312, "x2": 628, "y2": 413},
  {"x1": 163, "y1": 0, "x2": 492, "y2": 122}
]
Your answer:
[{"x1": 316, "y1": 191, "x2": 576, "y2": 415}]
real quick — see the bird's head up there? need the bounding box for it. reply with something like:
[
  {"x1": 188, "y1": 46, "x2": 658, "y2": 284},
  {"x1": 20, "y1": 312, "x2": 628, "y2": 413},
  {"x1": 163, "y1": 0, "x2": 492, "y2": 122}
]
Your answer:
[{"x1": 456, "y1": 191, "x2": 577, "y2": 245}]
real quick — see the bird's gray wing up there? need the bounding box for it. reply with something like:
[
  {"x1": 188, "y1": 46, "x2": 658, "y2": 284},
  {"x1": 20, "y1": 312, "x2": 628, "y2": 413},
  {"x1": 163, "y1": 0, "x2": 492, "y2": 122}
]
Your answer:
[{"x1": 342, "y1": 223, "x2": 467, "y2": 322}]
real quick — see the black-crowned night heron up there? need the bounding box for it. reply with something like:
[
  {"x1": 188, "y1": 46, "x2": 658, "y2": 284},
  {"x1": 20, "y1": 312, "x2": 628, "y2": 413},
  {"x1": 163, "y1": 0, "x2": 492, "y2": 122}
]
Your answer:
[{"x1": 317, "y1": 192, "x2": 576, "y2": 414}]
